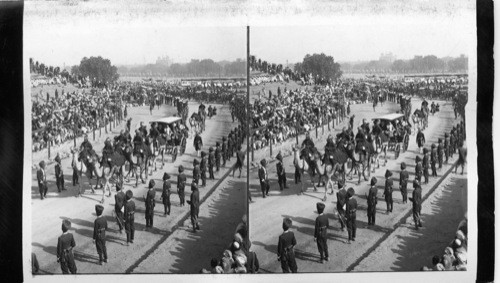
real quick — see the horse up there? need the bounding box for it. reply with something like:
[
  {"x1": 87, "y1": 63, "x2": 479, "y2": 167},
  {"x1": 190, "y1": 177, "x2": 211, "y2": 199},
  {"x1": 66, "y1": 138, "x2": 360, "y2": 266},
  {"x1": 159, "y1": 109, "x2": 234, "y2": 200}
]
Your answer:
[
  {"x1": 373, "y1": 132, "x2": 389, "y2": 166},
  {"x1": 130, "y1": 141, "x2": 151, "y2": 188},
  {"x1": 147, "y1": 135, "x2": 160, "y2": 173},
  {"x1": 352, "y1": 137, "x2": 377, "y2": 182}
]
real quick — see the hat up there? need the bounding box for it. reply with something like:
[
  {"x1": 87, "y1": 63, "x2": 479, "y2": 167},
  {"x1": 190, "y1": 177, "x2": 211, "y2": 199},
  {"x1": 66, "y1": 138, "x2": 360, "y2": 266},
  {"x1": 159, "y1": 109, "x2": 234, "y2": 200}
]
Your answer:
[
  {"x1": 201, "y1": 151, "x2": 206, "y2": 157},
  {"x1": 385, "y1": 170, "x2": 392, "y2": 178},
  {"x1": 456, "y1": 230, "x2": 466, "y2": 241},
  {"x1": 148, "y1": 179, "x2": 155, "y2": 189},
  {"x1": 370, "y1": 177, "x2": 377, "y2": 186},
  {"x1": 178, "y1": 165, "x2": 184, "y2": 173},
  {"x1": 415, "y1": 156, "x2": 421, "y2": 162},
  {"x1": 163, "y1": 172, "x2": 170, "y2": 181},
  {"x1": 283, "y1": 217, "x2": 292, "y2": 229},
  {"x1": 193, "y1": 159, "x2": 199, "y2": 165},
  {"x1": 234, "y1": 233, "x2": 243, "y2": 243},
  {"x1": 191, "y1": 182, "x2": 198, "y2": 190},
  {"x1": 423, "y1": 148, "x2": 428, "y2": 154},
  {"x1": 260, "y1": 159, "x2": 267, "y2": 166},
  {"x1": 39, "y1": 160, "x2": 46, "y2": 168},
  {"x1": 126, "y1": 190, "x2": 133, "y2": 200},
  {"x1": 209, "y1": 147, "x2": 214, "y2": 152},
  {"x1": 347, "y1": 187, "x2": 355, "y2": 198},
  {"x1": 276, "y1": 152, "x2": 283, "y2": 161},
  {"x1": 338, "y1": 180, "x2": 345, "y2": 189},
  {"x1": 55, "y1": 155, "x2": 61, "y2": 163},
  {"x1": 316, "y1": 202, "x2": 325, "y2": 214},
  {"x1": 95, "y1": 204, "x2": 104, "y2": 216},
  {"x1": 400, "y1": 162, "x2": 406, "y2": 170},
  {"x1": 431, "y1": 143, "x2": 436, "y2": 148},
  {"x1": 61, "y1": 219, "x2": 71, "y2": 232},
  {"x1": 413, "y1": 179, "x2": 420, "y2": 188}
]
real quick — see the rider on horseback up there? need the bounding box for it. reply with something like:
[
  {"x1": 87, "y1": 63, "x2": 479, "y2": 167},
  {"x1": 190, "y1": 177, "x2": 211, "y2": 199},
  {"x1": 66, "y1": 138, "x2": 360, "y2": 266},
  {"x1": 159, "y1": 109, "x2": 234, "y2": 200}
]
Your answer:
[
  {"x1": 302, "y1": 131, "x2": 315, "y2": 151},
  {"x1": 80, "y1": 134, "x2": 93, "y2": 152}
]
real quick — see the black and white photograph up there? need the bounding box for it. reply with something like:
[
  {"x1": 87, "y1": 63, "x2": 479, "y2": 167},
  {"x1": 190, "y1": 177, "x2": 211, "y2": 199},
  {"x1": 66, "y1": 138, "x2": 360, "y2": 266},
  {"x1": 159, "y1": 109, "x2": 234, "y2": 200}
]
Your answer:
[{"x1": 16, "y1": 0, "x2": 487, "y2": 282}]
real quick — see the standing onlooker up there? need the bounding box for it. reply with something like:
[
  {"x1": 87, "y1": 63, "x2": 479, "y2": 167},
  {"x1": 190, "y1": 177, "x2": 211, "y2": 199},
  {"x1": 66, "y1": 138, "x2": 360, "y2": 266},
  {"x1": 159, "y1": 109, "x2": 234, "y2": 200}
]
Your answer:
[
  {"x1": 336, "y1": 180, "x2": 347, "y2": 231},
  {"x1": 37, "y1": 161, "x2": 48, "y2": 200},
  {"x1": 93, "y1": 204, "x2": 108, "y2": 265},
  {"x1": 187, "y1": 182, "x2": 200, "y2": 232},
  {"x1": 276, "y1": 152, "x2": 288, "y2": 190},
  {"x1": 54, "y1": 153, "x2": 65, "y2": 192},
  {"x1": 409, "y1": 180, "x2": 423, "y2": 230},
  {"x1": 232, "y1": 145, "x2": 245, "y2": 178},
  {"x1": 57, "y1": 220, "x2": 77, "y2": 274},
  {"x1": 124, "y1": 190, "x2": 136, "y2": 246},
  {"x1": 114, "y1": 182, "x2": 125, "y2": 233},
  {"x1": 314, "y1": 202, "x2": 329, "y2": 263},
  {"x1": 383, "y1": 170, "x2": 394, "y2": 214},
  {"x1": 277, "y1": 218, "x2": 297, "y2": 273},
  {"x1": 177, "y1": 165, "x2": 186, "y2": 206},
  {"x1": 259, "y1": 159, "x2": 270, "y2": 198},
  {"x1": 366, "y1": 177, "x2": 378, "y2": 226},
  {"x1": 144, "y1": 180, "x2": 156, "y2": 229},
  {"x1": 161, "y1": 173, "x2": 171, "y2": 216},
  {"x1": 345, "y1": 187, "x2": 357, "y2": 244},
  {"x1": 200, "y1": 151, "x2": 207, "y2": 186}
]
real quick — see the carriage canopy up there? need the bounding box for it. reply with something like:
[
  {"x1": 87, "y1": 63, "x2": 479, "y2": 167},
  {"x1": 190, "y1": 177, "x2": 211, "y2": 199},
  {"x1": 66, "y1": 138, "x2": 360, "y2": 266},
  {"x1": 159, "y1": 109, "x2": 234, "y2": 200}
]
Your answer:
[
  {"x1": 149, "y1": 117, "x2": 182, "y2": 126},
  {"x1": 372, "y1": 113, "x2": 405, "y2": 122}
]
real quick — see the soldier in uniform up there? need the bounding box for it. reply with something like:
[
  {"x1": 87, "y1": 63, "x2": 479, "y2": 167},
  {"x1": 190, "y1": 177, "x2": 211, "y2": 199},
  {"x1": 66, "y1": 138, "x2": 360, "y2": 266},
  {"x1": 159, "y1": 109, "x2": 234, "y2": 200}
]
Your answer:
[
  {"x1": 277, "y1": 218, "x2": 297, "y2": 273},
  {"x1": 161, "y1": 173, "x2": 171, "y2": 216},
  {"x1": 187, "y1": 182, "x2": 200, "y2": 233},
  {"x1": 233, "y1": 145, "x2": 245, "y2": 178},
  {"x1": 383, "y1": 170, "x2": 393, "y2": 213},
  {"x1": 416, "y1": 128, "x2": 426, "y2": 153},
  {"x1": 227, "y1": 133, "x2": 234, "y2": 160},
  {"x1": 71, "y1": 153, "x2": 79, "y2": 186},
  {"x1": 336, "y1": 180, "x2": 347, "y2": 231},
  {"x1": 200, "y1": 151, "x2": 207, "y2": 186},
  {"x1": 366, "y1": 177, "x2": 378, "y2": 226},
  {"x1": 437, "y1": 138, "x2": 444, "y2": 169},
  {"x1": 221, "y1": 137, "x2": 228, "y2": 167},
  {"x1": 193, "y1": 132, "x2": 203, "y2": 157},
  {"x1": 345, "y1": 187, "x2": 357, "y2": 244},
  {"x1": 444, "y1": 133, "x2": 450, "y2": 164},
  {"x1": 415, "y1": 156, "x2": 423, "y2": 183},
  {"x1": 37, "y1": 161, "x2": 48, "y2": 200},
  {"x1": 54, "y1": 154, "x2": 66, "y2": 192},
  {"x1": 409, "y1": 180, "x2": 423, "y2": 230},
  {"x1": 144, "y1": 180, "x2": 156, "y2": 229},
  {"x1": 276, "y1": 152, "x2": 288, "y2": 191},
  {"x1": 192, "y1": 159, "x2": 201, "y2": 185},
  {"x1": 302, "y1": 131, "x2": 315, "y2": 150},
  {"x1": 124, "y1": 190, "x2": 136, "y2": 246},
  {"x1": 215, "y1": 142, "x2": 222, "y2": 172},
  {"x1": 450, "y1": 128, "x2": 456, "y2": 158},
  {"x1": 114, "y1": 182, "x2": 125, "y2": 233},
  {"x1": 177, "y1": 165, "x2": 187, "y2": 206},
  {"x1": 314, "y1": 203, "x2": 329, "y2": 263},
  {"x1": 259, "y1": 159, "x2": 270, "y2": 198},
  {"x1": 80, "y1": 134, "x2": 93, "y2": 152},
  {"x1": 430, "y1": 143, "x2": 438, "y2": 177},
  {"x1": 208, "y1": 147, "x2": 215, "y2": 179},
  {"x1": 422, "y1": 148, "x2": 430, "y2": 184},
  {"x1": 57, "y1": 219, "x2": 77, "y2": 274},
  {"x1": 93, "y1": 204, "x2": 108, "y2": 265}
]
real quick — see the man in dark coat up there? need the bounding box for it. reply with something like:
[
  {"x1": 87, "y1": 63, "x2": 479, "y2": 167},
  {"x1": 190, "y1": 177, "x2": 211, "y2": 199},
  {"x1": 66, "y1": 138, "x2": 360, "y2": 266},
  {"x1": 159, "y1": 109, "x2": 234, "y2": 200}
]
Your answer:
[
  {"x1": 227, "y1": 133, "x2": 234, "y2": 159},
  {"x1": 177, "y1": 165, "x2": 187, "y2": 206},
  {"x1": 187, "y1": 182, "x2": 200, "y2": 232},
  {"x1": 437, "y1": 138, "x2": 444, "y2": 169},
  {"x1": 37, "y1": 161, "x2": 48, "y2": 200},
  {"x1": 161, "y1": 173, "x2": 171, "y2": 215},
  {"x1": 233, "y1": 145, "x2": 245, "y2": 178},
  {"x1": 200, "y1": 151, "x2": 207, "y2": 186},
  {"x1": 93, "y1": 204, "x2": 108, "y2": 265},
  {"x1": 345, "y1": 188, "x2": 357, "y2": 244},
  {"x1": 144, "y1": 180, "x2": 156, "y2": 229},
  {"x1": 194, "y1": 132, "x2": 203, "y2": 157},
  {"x1": 302, "y1": 131, "x2": 315, "y2": 150},
  {"x1": 221, "y1": 136, "x2": 228, "y2": 167},
  {"x1": 409, "y1": 180, "x2": 423, "y2": 230},
  {"x1": 215, "y1": 142, "x2": 222, "y2": 172},
  {"x1": 259, "y1": 159, "x2": 270, "y2": 198},
  {"x1": 208, "y1": 147, "x2": 215, "y2": 179},
  {"x1": 416, "y1": 128, "x2": 425, "y2": 153},
  {"x1": 430, "y1": 143, "x2": 438, "y2": 177},
  {"x1": 80, "y1": 134, "x2": 93, "y2": 152},
  {"x1": 57, "y1": 220, "x2": 77, "y2": 274},
  {"x1": 336, "y1": 180, "x2": 347, "y2": 231},
  {"x1": 54, "y1": 154, "x2": 66, "y2": 192},
  {"x1": 114, "y1": 182, "x2": 125, "y2": 233},
  {"x1": 124, "y1": 190, "x2": 135, "y2": 245},
  {"x1": 314, "y1": 202, "x2": 329, "y2": 263},
  {"x1": 383, "y1": 170, "x2": 393, "y2": 213},
  {"x1": 422, "y1": 148, "x2": 430, "y2": 184},
  {"x1": 276, "y1": 152, "x2": 288, "y2": 190},
  {"x1": 399, "y1": 162, "x2": 409, "y2": 203},
  {"x1": 415, "y1": 156, "x2": 423, "y2": 183},
  {"x1": 444, "y1": 133, "x2": 450, "y2": 164},
  {"x1": 277, "y1": 218, "x2": 297, "y2": 273},
  {"x1": 366, "y1": 177, "x2": 378, "y2": 226},
  {"x1": 192, "y1": 159, "x2": 201, "y2": 185}
]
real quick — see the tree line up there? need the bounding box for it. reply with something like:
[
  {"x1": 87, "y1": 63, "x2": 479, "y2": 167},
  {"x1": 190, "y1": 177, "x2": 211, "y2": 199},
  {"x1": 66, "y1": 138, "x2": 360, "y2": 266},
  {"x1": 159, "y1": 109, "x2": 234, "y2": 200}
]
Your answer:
[
  {"x1": 342, "y1": 54, "x2": 468, "y2": 74},
  {"x1": 118, "y1": 58, "x2": 246, "y2": 77}
]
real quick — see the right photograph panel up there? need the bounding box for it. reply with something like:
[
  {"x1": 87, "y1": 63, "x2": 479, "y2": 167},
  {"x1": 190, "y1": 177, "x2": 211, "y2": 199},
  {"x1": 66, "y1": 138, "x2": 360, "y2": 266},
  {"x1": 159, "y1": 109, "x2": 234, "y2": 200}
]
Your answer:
[{"x1": 248, "y1": 21, "x2": 472, "y2": 273}]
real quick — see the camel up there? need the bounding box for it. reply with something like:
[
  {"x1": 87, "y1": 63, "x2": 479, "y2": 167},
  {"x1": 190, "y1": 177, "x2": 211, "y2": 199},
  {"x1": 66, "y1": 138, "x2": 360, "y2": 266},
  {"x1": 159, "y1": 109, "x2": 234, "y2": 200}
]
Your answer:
[{"x1": 293, "y1": 145, "x2": 346, "y2": 202}]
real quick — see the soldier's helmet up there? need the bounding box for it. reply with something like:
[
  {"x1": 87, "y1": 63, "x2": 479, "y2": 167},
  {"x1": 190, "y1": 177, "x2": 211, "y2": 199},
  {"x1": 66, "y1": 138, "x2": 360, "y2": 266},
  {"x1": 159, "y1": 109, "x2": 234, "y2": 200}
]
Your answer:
[
  {"x1": 193, "y1": 159, "x2": 199, "y2": 166},
  {"x1": 416, "y1": 156, "x2": 421, "y2": 162},
  {"x1": 385, "y1": 170, "x2": 393, "y2": 178},
  {"x1": 260, "y1": 159, "x2": 267, "y2": 167},
  {"x1": 178, "y1": 165, "x2": 184, "y2": 173},
  {"x1": 370, "y1": 177, "x2": 377, "y2": 186},
  {"x1": 163, "y1": 172, "x2": 170, "y2": 181},
  {"x1": 209, "y1": 147, "x2": 214, "y2": 152},
  {"x1": 413, "y1": 179, "x2": 420, "y2": 188},
  {"x1": 316, "y1": 202, "x2": 325, "y2": 214},
  {"x1": 401, "y1": 162, "x2": 406, "y2": 170},
  {"x1": 347, "y1": 187, "x2": 355, "y2": 198},
  {"x1": 126, "y1": 190, "x2": 133, "y2": 200},
  {"x1": 61, "y1": 219, "x2": 71, "y2": 232},
  {"x1": 148, "y1": 179, "x2": 155, "y2": 189},
  {"x1": 95, "y1": 204, "x2": 104, "y2": 216}
]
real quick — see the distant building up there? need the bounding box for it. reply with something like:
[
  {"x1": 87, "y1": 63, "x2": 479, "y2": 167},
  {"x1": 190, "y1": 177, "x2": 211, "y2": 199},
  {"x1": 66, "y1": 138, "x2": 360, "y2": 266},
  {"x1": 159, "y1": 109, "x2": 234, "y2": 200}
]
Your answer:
[
  {"x1": 156, "y1": 56, "x2": 172, "y2": 67},
  {"x1": 379, "y1": 52, "x2": 396, "y2": 63}
]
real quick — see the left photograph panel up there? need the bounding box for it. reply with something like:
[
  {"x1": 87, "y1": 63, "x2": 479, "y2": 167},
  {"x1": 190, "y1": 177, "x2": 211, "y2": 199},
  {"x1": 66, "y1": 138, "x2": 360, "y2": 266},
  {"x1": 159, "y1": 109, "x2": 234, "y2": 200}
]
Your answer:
[{"x1": 26, "y1": 4, "x2": 248, "y2": 274}]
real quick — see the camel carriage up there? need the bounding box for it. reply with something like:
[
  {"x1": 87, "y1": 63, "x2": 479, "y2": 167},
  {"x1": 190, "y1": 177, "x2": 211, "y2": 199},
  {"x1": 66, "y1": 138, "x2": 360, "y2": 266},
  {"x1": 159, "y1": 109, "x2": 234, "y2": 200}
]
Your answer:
[{"x1": 149, "y1": 116, "x2": 185, "y2": 164}]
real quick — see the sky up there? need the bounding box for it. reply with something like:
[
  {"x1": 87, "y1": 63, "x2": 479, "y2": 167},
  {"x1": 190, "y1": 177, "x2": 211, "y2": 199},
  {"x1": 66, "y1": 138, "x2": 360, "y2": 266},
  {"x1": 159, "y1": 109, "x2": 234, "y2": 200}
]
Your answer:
[{"x1": 24, "y1": 0, "x2": 475, "y2": 67}]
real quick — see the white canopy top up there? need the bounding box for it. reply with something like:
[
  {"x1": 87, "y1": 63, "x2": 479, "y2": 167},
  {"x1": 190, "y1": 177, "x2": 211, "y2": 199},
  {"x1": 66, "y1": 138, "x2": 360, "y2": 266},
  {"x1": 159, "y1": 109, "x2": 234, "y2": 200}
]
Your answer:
[
  {"x1": 372, "y1": 113, "x2": 404, "y2": 121},
  {"x1": 149, "y1": 117, "x2": 182, "y2": 125}
]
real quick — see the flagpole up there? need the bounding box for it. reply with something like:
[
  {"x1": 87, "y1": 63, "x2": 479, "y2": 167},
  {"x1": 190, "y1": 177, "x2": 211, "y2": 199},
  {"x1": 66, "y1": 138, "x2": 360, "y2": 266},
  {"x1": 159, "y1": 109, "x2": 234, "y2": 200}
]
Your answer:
[{"x1": 246, "y1": 26, "x2": 251, "y2": 207}]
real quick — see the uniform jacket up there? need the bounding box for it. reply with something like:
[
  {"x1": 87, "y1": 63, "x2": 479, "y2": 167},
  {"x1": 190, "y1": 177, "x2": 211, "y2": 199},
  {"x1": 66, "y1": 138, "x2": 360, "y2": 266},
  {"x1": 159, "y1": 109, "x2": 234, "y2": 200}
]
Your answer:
[
  {"x1": 346, "y1": 198, "x2": 358, "y2": 218},
  {"x1": 93, "y1": 216, "x2": 108, "y2": 241},
  {"x1": 277, "y1": 231, "x2": 297, "y2": 259},
  {"x1": 314, "y1": 214, "x2": 329, "y2": 239},
  {"x1": 384, "y1": 179, "x2": 393, "y2": 196},
  {"x1": 336, "y1": 188, "x2": 347, "y2": 210},
  {"x1": 189, "y1": 189, "x2": 200, "y2": 216},
  {"x1": 57, "y1": 233, "x2": 76, "y2": 261},
  {"x1": 276, "y1": 161, "x2": 285, "y2": 176},
  {"x1": 145, "y1": 189, "x2": 156, "y2": 209},
  {"x1": 124, "y1": 200, "x2": 136, "y2": 222},
  {"x1": 162, "y1": 181, "x2": 171, "y2": 203},
  {"x1": 37, "y1": 168, "x2": 47, "y2": 188},
  {"x1": 368, "y1": 186, "x2": 378, "y2": 206},
  {"x1": 115, "y1": 191, "x2": 125, "y2": 211},
  {"x1": 399, "y1": 170, "x2": 409, "y2": 186},
  {"x1": 258, "y1": 167, "x2": 268, "y2": 183},
  {"x1": 177, "y1": 173, "x2": 187, "y2": 190}
]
